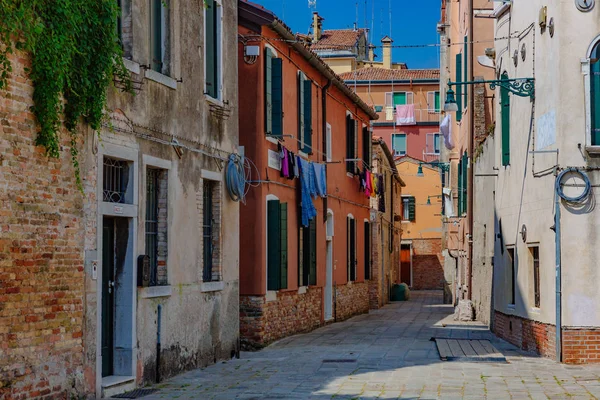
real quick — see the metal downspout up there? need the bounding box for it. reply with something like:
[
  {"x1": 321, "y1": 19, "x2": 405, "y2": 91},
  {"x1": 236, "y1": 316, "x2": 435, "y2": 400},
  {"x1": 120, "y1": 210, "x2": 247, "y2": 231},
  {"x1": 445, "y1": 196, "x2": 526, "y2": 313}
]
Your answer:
[
  {"x1": 322, "y1": 79, "x2": 331, "y2": 223},
  {"x1": 554, "y1": 172, "x2": 562, "y2": 362},
  {"x1": 467, "y1": 0, "x2": 475, "y2": 300}
]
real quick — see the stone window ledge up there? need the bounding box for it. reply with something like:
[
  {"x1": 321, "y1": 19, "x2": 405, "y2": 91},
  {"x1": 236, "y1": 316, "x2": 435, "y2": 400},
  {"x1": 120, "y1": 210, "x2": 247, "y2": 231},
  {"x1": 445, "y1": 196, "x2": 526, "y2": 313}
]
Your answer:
[
  {"x1": 145, "y1": 69, "x2": 177, "y2": 90},
  {"x1": 123, "y1": 58, "x2": 140, "y2": 75},
  {"x1": 201, "y1": 281, "x2": 225, "y2": 293},
  {"x1": 586, "y1": 145, "x2": 600, "y2": 155},
  {"x1": 140, "y1": 285, "x2": 172, "y2": 299}
]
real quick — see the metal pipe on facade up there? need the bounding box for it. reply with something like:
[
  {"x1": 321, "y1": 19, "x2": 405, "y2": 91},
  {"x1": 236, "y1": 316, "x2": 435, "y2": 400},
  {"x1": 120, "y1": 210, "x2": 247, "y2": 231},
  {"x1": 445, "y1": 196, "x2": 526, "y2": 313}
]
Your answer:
[
  {"x1": 322, "y1": 79, "x2": 332, "y2": 222},
  {"x1": 467, "y1": 0, "x2": 475, "y2": 300},
  {"x1": 156, "y1": 304, "x2": 162, "y2": 383},
  {"x1": 554, "y1": 177, "x2": 562, "y2": 363}
]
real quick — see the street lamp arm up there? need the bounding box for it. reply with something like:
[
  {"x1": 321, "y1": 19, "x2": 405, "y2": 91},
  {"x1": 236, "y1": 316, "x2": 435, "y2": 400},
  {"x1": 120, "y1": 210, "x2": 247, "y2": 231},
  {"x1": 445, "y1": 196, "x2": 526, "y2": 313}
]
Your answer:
[{"x1": 447, "y1": 78, "x2": 535, "y2": 99}]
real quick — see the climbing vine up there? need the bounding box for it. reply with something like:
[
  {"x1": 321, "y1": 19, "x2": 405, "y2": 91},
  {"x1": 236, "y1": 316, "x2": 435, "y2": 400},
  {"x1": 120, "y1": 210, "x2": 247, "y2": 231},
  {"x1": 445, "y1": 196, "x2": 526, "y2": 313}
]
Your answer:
[{"x1": 0, "y1": 0, "x2": 131, "y2": 186}]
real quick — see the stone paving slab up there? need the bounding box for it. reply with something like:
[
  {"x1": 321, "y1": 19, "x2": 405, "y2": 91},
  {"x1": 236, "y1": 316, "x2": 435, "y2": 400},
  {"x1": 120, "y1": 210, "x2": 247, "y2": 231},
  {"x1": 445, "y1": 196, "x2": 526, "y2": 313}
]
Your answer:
[{"x1": 113, "y1": 291, "x2": 600, "y2": 399}]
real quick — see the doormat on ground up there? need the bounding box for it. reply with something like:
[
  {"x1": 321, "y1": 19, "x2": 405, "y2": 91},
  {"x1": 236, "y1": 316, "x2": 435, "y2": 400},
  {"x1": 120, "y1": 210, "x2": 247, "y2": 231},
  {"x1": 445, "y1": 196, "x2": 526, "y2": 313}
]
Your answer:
[
  {"x1": 112, "y1": 388, "x2": 159, "y2": 399},
  {"x1": 434, "y1": 338, "x2": 506, "y2": 362}
]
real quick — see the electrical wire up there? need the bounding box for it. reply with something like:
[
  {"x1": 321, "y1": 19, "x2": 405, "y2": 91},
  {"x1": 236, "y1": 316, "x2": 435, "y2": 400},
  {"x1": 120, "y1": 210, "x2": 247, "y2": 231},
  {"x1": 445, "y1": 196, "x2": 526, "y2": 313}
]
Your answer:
[{"x1": 556, "y1": 168, "x2": 592, "y2": 205}]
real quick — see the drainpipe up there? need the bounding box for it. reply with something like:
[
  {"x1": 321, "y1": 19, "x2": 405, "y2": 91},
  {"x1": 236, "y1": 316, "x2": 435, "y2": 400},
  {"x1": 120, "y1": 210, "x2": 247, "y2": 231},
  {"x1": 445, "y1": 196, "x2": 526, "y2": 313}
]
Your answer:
[
  {"x1": 467, "y1": 0, "x2": 475, "y2": 300},
  {"x1": 156, "y1": 304, "x2": 162, "y2": 383},
  {"x1": 554, "y1": 176, "x2": 562, "y2": 363},
  {"x1": 322, "y1": 79, "x2": 331, "y2": 223}
]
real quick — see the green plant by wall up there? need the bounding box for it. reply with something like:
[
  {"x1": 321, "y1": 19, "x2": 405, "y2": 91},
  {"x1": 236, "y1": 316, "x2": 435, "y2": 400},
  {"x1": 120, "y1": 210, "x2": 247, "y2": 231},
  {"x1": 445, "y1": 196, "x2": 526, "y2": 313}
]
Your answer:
[{"x1": 0, "y1": 0, "x2": 131, "y2": 186}]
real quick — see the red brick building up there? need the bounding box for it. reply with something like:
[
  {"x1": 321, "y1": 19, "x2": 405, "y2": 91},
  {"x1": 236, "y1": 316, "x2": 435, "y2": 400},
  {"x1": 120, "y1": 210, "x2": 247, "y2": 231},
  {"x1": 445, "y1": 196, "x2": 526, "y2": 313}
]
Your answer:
[{"x1": 238, "y1": 0, "x2": 379, "y2": 349}]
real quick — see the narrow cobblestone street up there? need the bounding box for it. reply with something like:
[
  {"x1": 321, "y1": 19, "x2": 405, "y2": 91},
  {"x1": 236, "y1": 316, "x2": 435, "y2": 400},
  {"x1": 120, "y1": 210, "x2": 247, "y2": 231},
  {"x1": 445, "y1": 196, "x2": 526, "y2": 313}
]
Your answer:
[{"x1": 136, "y1": 292, "x2": 600, "y2": 399}]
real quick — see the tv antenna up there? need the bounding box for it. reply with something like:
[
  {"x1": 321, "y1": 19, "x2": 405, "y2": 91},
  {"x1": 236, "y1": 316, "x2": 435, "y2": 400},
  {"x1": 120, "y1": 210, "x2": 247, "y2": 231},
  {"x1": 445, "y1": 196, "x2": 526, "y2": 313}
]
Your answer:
[{"x1": 308, "y1": 0, "x2": 316, "y2": 9}]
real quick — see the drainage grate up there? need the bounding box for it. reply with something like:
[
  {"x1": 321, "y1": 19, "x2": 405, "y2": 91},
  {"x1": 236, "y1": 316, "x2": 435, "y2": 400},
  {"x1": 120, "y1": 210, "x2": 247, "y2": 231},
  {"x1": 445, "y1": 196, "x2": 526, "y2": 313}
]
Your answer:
[
  {"x1": 112, "y1": 388, "x2": 159, "y2": 399},
  {"x1": 322, "y1": 359, "x2": 357, "y2": 363}
]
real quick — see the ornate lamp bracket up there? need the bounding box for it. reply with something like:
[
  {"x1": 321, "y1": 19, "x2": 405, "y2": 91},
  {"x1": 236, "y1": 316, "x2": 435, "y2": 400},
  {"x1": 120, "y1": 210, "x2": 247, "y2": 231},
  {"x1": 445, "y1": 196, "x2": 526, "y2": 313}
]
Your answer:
[{"x1": 448, "y1": 78, "x2": 535, "y2": 99}]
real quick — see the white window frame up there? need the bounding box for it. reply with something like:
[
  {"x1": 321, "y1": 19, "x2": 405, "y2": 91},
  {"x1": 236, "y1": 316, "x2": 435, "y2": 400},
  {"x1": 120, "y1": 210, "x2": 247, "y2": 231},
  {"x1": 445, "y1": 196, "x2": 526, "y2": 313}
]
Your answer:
[
  {"x1": 265, "y1": 194, "x2": 280, "y2": 298},
  {"x1": 391, "y1": 133, "x2": 407, "y2": 157},
  {"x1": 204, "y1": 0, "x2": 223, "y2": 102},
  {"x1": 427, "y1": 91, "x2": 441, "y2": 113},
  {"x1": 582, "y1": 34, "x2": 600, "y2": 153},
  {"x1": 425, "y1": 133, "x2": 441, "y2": 155},
  {"x1": 385, "y1": 91, "x2": 414, "y2": 107},
  {"x1": 401, "y1": 196, "x2": 411, "y2": 222}
]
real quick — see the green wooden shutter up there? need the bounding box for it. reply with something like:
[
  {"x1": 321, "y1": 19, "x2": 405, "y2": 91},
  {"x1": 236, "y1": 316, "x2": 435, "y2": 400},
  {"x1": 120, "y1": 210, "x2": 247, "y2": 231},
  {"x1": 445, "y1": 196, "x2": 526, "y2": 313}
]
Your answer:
[
  {"x1": 457, "y1": 159, "x2": 463, "y2": 215},
  {"x1": 346, "y1": 115, "x2": 353, "y2": 173},
  {"x1": 298, "y1": 72, "x2": 305, "y2": 148},
  {"x1": 455, "y1": 54, "x2": 462, "y2": 121},
  {"x1": 298, "y1": 226, "x2": 305, "y2": 287},
  {"x1": 364, "y1": 221, "x2": 371, "y2": 280},
  {"x1": 592, "y1": 54, "x2": 600, "y2": 145},
  {"x1": 501, "y1": 72, "x2": 510, "y2": 166},
  {"x1": 362, "y1": 126, "x2": 370, "y2": 169},
  {"x1": 205, "y1": 0, "x2": 217, "y2": 98},
  {"x1": 309, "y1": 217, "x2": 316, "y2": 286},
  {"x1": 272, "y1": 58, "x2": 283, "y2": 137},
  {"x1": 264, "y1": 48, "x2": 273, "y2": 135},
  {"x1": 464, "y1": 36, "x2": 468, "y2": 108},
  {"x1": 408, "y1": 196, "x2": 416, "y2": 222},
  {"x1": 151, "y1": 0, "x2": 163, "y2": 72},
  {"x1": 350, "y1": 218, "x2": 356, "y2": 281},
  {"x1": 462, "y1": 152, "x2": 468, "y2": 215},
  {"x1": 393, "y1": 92, "x2": 406, "y2": 106},
  {"x1": 346, "y1": 217, "x2": 351, "y2": 281},
  {"x1": 280, "y1": 203, "x2": 288, "y2": 289},
  {"x1": 434, "y1": 91, "x2": 440, "y2": 112},
  {"x1": 303, "y1": 79, "x2": 312, "y2": 153},
  {"x1": 267, "y1": 200, "x2": 281, "y2": 291}
]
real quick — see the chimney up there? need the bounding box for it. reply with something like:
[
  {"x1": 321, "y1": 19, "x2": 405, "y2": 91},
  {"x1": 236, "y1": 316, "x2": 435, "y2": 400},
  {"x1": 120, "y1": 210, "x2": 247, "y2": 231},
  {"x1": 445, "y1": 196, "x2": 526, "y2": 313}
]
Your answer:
[
  {"x1": 312, "y1": 12, "x2": 323, "y2": 43},
  {"x1": 381, "y1": 36, "x2": 393, "y2": 69},
  {"x1": 368, "y1": 44, "x2": 376, "y2": 62}
]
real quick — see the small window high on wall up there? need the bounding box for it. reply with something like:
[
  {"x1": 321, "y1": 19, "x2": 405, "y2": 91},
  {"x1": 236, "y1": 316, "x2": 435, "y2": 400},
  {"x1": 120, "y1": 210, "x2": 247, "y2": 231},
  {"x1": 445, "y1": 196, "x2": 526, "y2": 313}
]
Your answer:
[
  {"x1": 205, "y1": 0, "x2": 222, "y2": 99},
  {"x1": 590, "y1": 42, "x2": 600, "y2": 146}
]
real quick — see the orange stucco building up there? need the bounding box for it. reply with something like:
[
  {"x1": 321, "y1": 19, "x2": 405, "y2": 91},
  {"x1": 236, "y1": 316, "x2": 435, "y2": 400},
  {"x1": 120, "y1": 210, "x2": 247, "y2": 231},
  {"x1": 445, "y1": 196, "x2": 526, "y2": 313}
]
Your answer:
[{"x1": 238, "y1": 0, "x2": 379, "y2": 349}]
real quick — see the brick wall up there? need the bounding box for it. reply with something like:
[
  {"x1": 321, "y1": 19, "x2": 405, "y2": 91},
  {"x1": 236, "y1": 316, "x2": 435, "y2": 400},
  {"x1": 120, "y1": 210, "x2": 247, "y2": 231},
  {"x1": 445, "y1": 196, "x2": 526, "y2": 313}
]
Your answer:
[
  {"x1": 0, "y1": 51, "x2": 85, "y2": 399},
  {"x1": 411, "y1": 238, "x2": 444, "y2": 290},
  {"x1": 240, "y1": 287, "x2": 322, "y2": 350},
  {"x1": 562, "y1": 328, "x2": 600, "y2": 364},
  {"x1": 494, "y1": 311, "x2": 556, "y2": 359},
  {"x1": 335, "y1": 282, "x2": 369, "y2": 321}
]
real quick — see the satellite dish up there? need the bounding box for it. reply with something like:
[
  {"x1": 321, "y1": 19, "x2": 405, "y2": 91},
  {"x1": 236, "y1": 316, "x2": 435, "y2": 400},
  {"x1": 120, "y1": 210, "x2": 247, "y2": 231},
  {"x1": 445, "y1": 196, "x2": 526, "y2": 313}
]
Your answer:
[{"x1": 477, "y1": 55, "x2": 495, "y2": 69}]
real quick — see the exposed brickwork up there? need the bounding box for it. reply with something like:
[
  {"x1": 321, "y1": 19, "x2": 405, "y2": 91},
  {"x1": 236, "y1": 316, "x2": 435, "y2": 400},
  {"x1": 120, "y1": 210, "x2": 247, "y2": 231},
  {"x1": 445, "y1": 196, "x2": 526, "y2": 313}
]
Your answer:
[
  {"x1": 335, "y1": 282, "x2": 369, "y2": 321},
  {"x1": 156, "y1": 169, "x2": 168, "y2": 285},
  {"x1": 474, "y1": 82, "x2": 487, "y2": 147},
  {"x1": 562, "y1": 328, "x2": 600, "y2": 364},
  {"x1": 240, "y1": 288, "x2": 323, "y2": 350},
  {"x1": 197, "y1": 178, "x2": 223, "y2": 282},
  {"x1": 411, "y1": 238, "x2": 444, "y2": 290},
  {"x1": 494, "y1": 311, "x2": 556, "y2": 360},
  {"x1": 0, "y1": 51, "x2": 85, "y2": 399}
]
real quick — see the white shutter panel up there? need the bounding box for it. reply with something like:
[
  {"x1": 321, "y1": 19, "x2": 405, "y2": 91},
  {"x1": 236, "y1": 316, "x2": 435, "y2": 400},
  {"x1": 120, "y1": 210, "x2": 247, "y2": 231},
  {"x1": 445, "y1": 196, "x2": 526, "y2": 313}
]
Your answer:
[
  {"x1": 427, "y1": 92, "x2": 434, "y2": 111},
  {"x1": 385, "y1": 92, "x2": 393, "y2": 107},
  {"x1": 407, "y1": 92, "x2": 414, "y2": 104}
]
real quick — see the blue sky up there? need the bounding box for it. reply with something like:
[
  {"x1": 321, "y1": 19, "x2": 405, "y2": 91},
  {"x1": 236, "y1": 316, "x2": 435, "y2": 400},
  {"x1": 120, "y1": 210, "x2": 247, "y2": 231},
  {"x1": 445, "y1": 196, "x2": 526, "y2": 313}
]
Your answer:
[{"x1": 252, "y1": 0, "x2": 441, "y2": 69}]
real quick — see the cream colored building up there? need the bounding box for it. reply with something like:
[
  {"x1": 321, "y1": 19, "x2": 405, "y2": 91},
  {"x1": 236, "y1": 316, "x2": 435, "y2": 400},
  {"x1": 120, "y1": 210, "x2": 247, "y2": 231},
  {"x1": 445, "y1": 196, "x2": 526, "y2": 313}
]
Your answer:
[{"x1": 484, "y1": 0, "x2": 600, "y2": 364}]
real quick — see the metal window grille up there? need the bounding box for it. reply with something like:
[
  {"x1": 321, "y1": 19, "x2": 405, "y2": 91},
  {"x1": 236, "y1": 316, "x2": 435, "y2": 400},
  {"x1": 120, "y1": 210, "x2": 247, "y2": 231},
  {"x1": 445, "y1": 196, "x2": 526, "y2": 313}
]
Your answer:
[
  {"x1": 532, "y1": 247, "x2": 540, "y2": 308},
  {"x1": 203, "y1": 181, "x2": 214, "y2": 282},
  {"x1": 145, "y1": 169, "x2": 159, "y2": 286},
  {"x1": 508, "y1": 248, "x2": 516, "y2": 305},
  {"x1": 103, "y1": 157, "x2": 128, "y2": 203},
  {"x1": 402, "y1": 198, "x2": 410, "y2": 220}
]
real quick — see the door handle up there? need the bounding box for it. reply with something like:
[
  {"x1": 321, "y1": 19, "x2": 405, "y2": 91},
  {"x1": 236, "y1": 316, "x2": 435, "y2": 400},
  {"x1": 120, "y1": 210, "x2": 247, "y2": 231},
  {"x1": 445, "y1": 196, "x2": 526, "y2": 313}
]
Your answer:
[{"x1": 108, "y1": 280, "x2": 115, "y2": 294}]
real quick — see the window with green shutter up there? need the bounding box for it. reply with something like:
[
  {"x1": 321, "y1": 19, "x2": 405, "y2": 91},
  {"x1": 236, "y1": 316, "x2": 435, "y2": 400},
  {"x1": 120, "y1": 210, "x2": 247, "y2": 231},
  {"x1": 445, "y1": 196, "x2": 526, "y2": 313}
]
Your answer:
[
  {"x1": 463, "y1": 35, "x2": 468, "y2": 108},
  {"x1": 501, "y1": 72, "x2": 510, "y2": 166},
  {"x1": 347, "y1": 216, "x2": 356, "y2": 281},
  {"x1": 362, "y1": 126, "x2": 371, "y2": 169},
  {"x1": 346, "y1": 115, "x2": 356, "y2": 173},
  {"x1": 267, "y1": 199, "x2": 288, "y2": 290},
  {"x1": 299, "y1": 217, "x2": 316, "y2": 287},
  {"x1": 364, "y1": 221, "x2": 371, "y2": 280},
  {"x1": 264, "y1": 49, "x2": 283, "y2": 136},
  {"x1": 303, "y1": 79, "x2": 312, "y2": 153},
  {"x1": 591, "y1": 43, "x2": 600, "y2": 145},
  {"x1": 150, "y1": 0, "x2": 167, "y2": 73},
  {"x1": 392, "y1": 133, "x2": 406, "y2": 156},
  {"x1": 457, "y1": 159, "x2": 463, "y2": 216},
  {"x1": 461, "y1": 152, "x2": 468, "y2": 215},
  {"x1": 408, "y1": 196, "x2": 416, "y2": 222},
  {"x1": 205, "y1": 0, "x2": 221, "y2": 99},
  {"x1": 455, "y1": 53, "x2": 462, "y2": 121}
]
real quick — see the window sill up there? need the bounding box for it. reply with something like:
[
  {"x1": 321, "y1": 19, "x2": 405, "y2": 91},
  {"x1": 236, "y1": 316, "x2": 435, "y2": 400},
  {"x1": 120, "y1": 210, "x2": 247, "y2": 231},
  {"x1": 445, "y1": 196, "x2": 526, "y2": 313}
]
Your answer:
[
  {"x1": 201, "y1": 281, "x2": 225, "y2": 293},
  {"x1": 266, "y1": 290, "x2": 277, "y2": 302},
  {"x1": 530, "y1": 307, "x2": 541, "y2": 314},
  {"x1": 205, "y1": 95, "x2": 224, "y2": 108},
  {"x1": 298, "y1": 286, "x2": 307, "y2": 294},
  {"x1": 298, "y1": 151, "x2": 309, "y2": 159},
  {"x1": 266, "y1": 136, "x2": 280, "y2": 145},
  {"x1": 139, "y1": 285, "x2": 172, "y2": 298},
  {"x1": 346, "y1": 172, "x2": 355, "y2": 178},
  {"x1": 507, "y1": 304, "x2": 516, "y2": 311},
  {"x1": 145, "y1": 69, "x2": 177, "y2": 90},
  {"x1": 586, "y1": 145, "x2": 600, "y2": 154},
  {"x1": 123, "y1": 58, "x2": 140, "y2": 75}
]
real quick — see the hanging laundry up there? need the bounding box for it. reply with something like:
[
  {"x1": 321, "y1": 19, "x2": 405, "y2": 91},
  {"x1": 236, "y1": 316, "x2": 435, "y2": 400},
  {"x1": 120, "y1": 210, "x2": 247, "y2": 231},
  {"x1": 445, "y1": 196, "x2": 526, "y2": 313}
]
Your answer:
[
  {"x1": 396, "y1": 104, "x2": 416, "y2": 125},
  {"x1": 293, "y1": 154, "x2": 300, "y2": 178},
  {"x1": 370, "y1": 172, "x2": 376, "y2": 198},
  {"x1": 358, "y1": 169, "x2": 366, "y2": 192},
  {"x1": 298, "y1": 156, "x2": 317, "y2": 227},
  {"x1": 365, "y1": 170, "x2": 372, "y2": 198},
  {"x1": 440, "y1": 113, "x2": 455, "y2": 150},
  {"x1": 278, "y1": 143, "x2": 290, "y2": 178},
  {"x1": 312, "y1": 163, "x2": 327, "y2": 198},
  {"x1": 287, "y1": 149, "x2": 295, "y2": 180}
]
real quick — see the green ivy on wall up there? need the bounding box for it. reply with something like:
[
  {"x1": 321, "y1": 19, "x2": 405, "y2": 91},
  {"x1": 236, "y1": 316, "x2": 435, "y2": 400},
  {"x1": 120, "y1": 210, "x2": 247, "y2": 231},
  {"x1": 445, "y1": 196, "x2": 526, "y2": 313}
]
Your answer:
[{"x1": 0, "y1": 0, "x2": 131, "y2": 186}]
